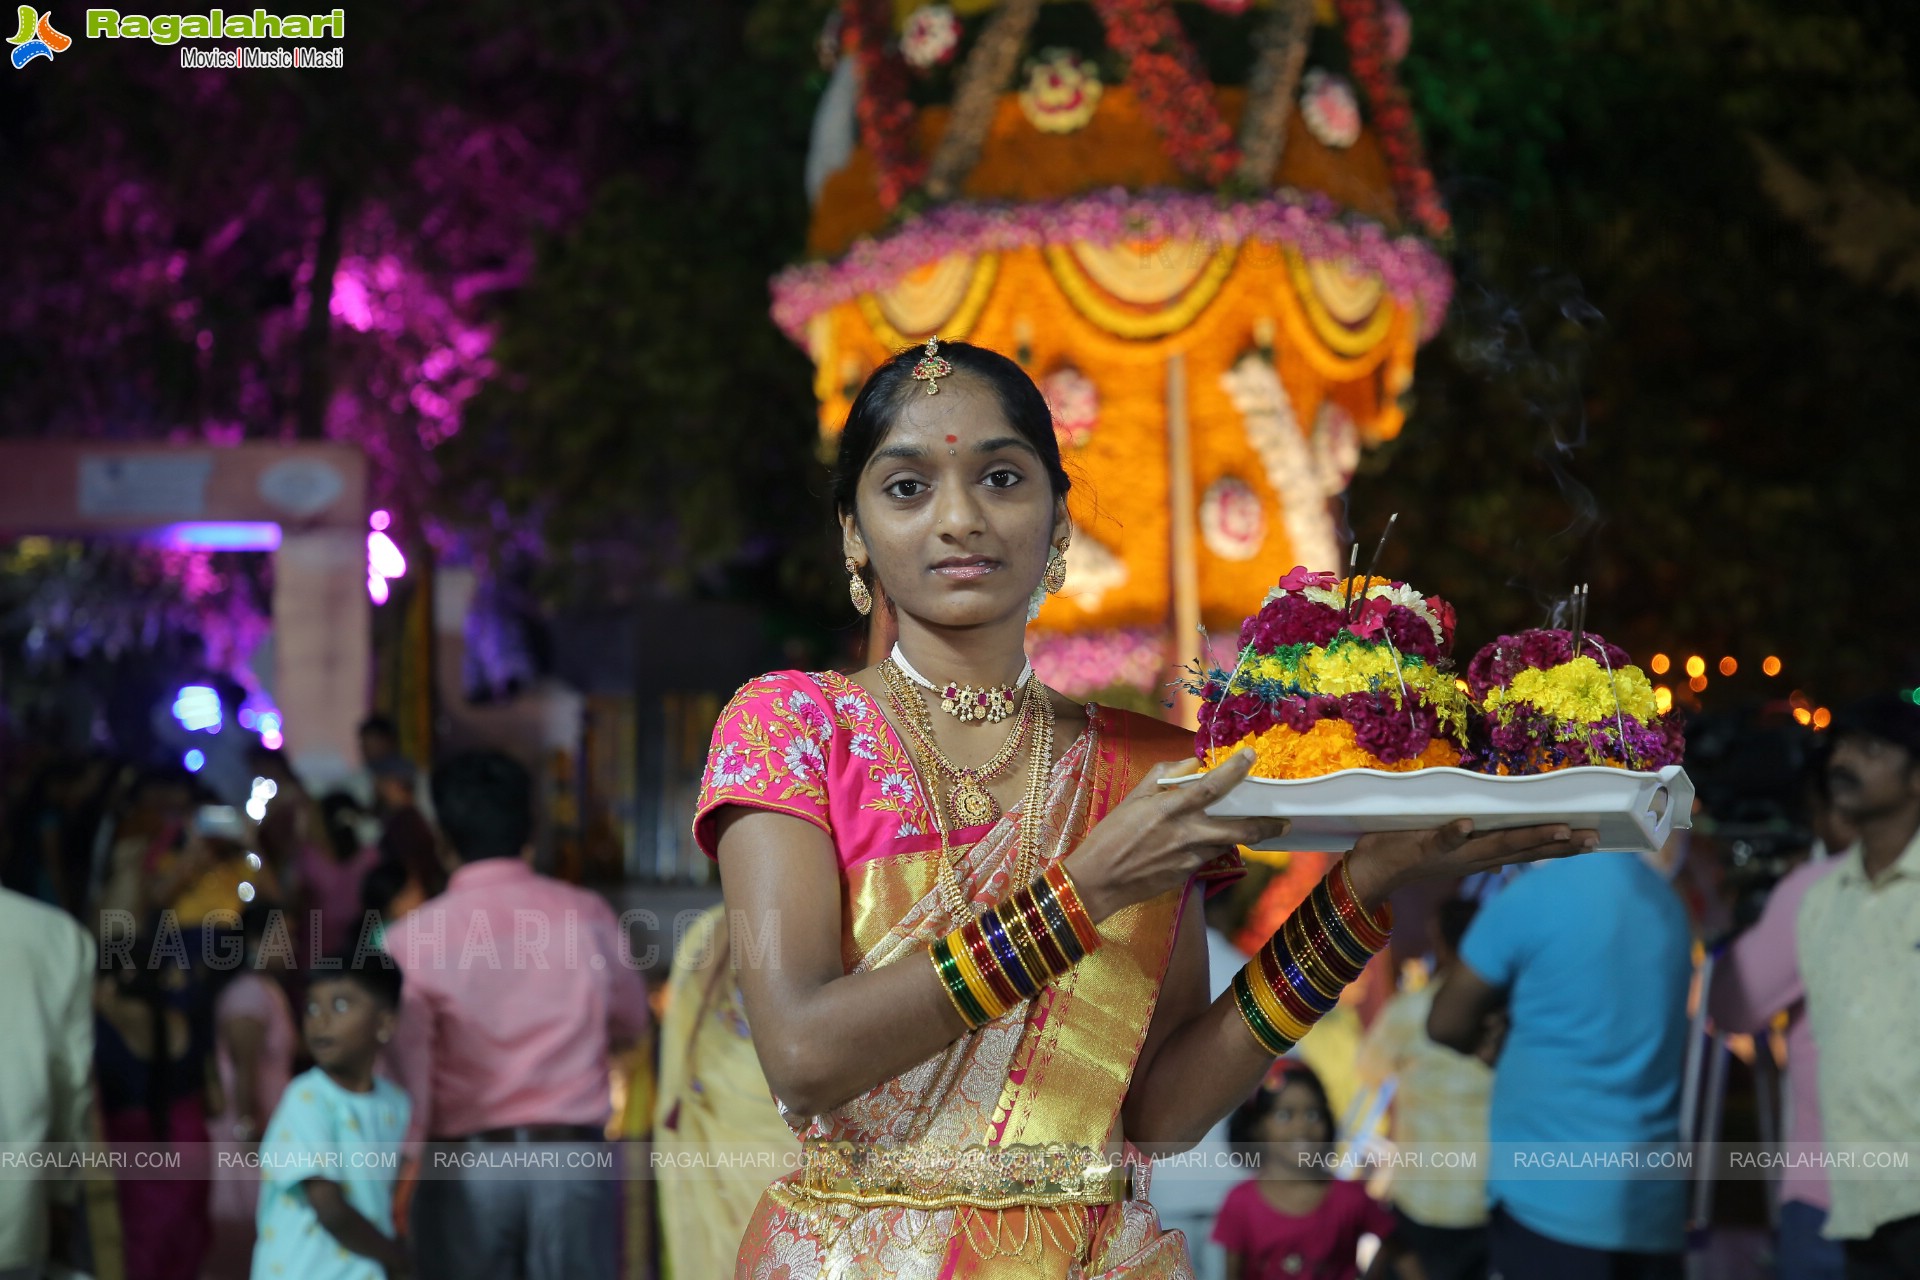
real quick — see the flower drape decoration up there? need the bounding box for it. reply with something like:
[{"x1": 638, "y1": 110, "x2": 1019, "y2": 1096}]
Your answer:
[
  {"x1": 1091, "y1": 0, "x2": 1241, "y2": 184},
  {"x1": 1029, "y1": 628, "x2": 1169, "y2": 698},
  {"x1": 1381, "y1": 0, "x2": 1412, "y2": 64},
  {"x1": 1334, "y1": 0, "x2": 1448, "y2": 237},
  {"x1": 1041, "y1": 365, "x2": 1100, "y2": 447},
  {"x1": 773, "y1": 188, "x2": 1453, "y2": 342},
  {"x1": 1300, "y1": 70, "x2": 1362, "y2": 149},
  {"x1": 1201, "y1": 477, "x2": 1267, "y2": 561},
  {"x1": 901, "y1": 4, "x2": 961, "y2": 70},
  {"x1": 1220, "y1": 352, "x2": 1345, "y2": 575},
  {"x1": 846, "y1": 0, "x2": 925, "y2": 209},
  {"x1": 1019, "y1": 48, "x2": 1104, "y2": 134}
]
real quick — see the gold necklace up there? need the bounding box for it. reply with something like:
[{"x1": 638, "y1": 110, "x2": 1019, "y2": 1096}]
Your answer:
[
  {"x1": 881, "y1": 659, "x2": 1034, "y2": 827},
  {"x1": 879, "y1": 661, "x2": 1056, "y2": 917}
]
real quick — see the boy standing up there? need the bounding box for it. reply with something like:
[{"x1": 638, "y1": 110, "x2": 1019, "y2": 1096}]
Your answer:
[{"x1": 252, "y1": 963, "x2": 410, "y2": 1280}]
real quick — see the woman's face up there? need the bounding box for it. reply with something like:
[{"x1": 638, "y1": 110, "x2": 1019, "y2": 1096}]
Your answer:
[{"x1": 842, "y1": 376, "x2": 1065, "y2": 631}]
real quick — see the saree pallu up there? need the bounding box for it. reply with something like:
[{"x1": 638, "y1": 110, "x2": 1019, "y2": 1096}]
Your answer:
[{"x1": 696, "y1": 671, "x2": 1228, "y2": 1280}]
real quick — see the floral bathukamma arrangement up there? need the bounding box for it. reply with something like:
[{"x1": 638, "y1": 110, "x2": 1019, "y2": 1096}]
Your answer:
[
  {"x1": 1463, "y1": 630, "x2": 1686, "y2": 775},
  {"x1": 1193, "y1": 566, "x2": 1471, "y2": 778}
]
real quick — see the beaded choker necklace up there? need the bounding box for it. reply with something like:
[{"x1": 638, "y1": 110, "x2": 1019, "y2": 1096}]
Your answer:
[{"x1": 890, "y1": 644, "x2": 1034, "y2": 724}]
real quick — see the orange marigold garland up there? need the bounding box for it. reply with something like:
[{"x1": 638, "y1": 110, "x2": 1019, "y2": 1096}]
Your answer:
[{"x1": 1091, "y1": 0, "x2": 1241, "y2": 185}]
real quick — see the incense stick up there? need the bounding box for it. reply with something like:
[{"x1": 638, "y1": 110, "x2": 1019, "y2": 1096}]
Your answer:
[
  {"x1": 1340, "y1": 543, "x2": 1360, "y2": 616},
  {"x1": 1355, "y1": 513, "x2": 1399, "y2": 618}
]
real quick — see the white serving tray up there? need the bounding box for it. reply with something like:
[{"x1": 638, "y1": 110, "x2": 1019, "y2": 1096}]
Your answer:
[{"x1": 1161, "y1": 764, "x2": 1694, "y2": 856}]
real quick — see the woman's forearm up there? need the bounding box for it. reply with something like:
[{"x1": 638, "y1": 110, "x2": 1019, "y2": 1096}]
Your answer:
[
  {"x1": 752, "y1": 944, "x2": 971, "y2": 1117},
  {"x1": 1121, "y1": 993, "x2": 1274, "y2": 1149}
]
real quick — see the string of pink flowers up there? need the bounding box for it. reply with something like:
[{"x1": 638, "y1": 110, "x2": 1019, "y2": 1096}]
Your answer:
[{"x1": 770, "y1": 187, "x2": 1454, "y2": 340}]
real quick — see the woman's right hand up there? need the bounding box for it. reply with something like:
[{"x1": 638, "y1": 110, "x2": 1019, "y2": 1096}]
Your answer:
[{"x1": 1061, "y1": 748, "x2": 1287, "y2": 922}]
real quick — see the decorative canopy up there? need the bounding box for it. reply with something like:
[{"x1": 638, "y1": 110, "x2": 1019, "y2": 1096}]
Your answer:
[{"x1": 780, "y1": 0, "x2": 1452, "y2": 702}]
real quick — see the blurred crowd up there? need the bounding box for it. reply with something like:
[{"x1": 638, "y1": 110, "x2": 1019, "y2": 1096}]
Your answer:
[{"x1": 4, "y1": 695, "x2": 1919, "y2": 1280}]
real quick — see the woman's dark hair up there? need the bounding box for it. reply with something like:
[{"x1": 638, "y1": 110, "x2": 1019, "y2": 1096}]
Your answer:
[
  {"x1": 1228, "y1": 1060, "x2": 1336, "y2": 1150},
  {"x1": 830, "y1": 341, "x2": 1071, "y2": 522}
]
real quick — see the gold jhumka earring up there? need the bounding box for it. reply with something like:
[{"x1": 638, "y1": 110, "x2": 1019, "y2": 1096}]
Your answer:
[{"x1": 846, "y1": 558, "x2": 872, "y2": 616}]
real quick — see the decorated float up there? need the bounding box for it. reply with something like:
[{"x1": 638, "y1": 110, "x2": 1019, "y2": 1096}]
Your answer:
[{"x1": 776, "y1": 0, "x2": 1453, "y2": 709}]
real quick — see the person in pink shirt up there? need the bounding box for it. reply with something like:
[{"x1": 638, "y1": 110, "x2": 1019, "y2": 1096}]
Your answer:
[
  {"x1": 1706, "y1": 757, "x2": 1857, "y2": 1280},
  {"x1": 381, "y1": 750, "x2": 650, "y2": 1280}
]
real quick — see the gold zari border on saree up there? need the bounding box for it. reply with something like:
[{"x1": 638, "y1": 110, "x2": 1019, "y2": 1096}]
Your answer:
[{"x1": 795, "y1": 1140, "x2": 1134, "y2": 1210}]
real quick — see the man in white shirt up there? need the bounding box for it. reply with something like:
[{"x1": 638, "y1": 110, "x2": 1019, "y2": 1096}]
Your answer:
[{"x1": 0, "y1": 888, "x2": 96, "y2": 1278}]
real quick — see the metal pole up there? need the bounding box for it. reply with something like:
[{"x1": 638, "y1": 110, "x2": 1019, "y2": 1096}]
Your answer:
[{"x1": 1167, "y1": 352, "x2": 1201, "y2": 727}]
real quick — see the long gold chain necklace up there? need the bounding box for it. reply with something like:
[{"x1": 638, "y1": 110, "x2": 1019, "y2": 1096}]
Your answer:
[
  {"x1": 879, "y1": 659, "x2": 1056, "y2": 918},
  {"x1": 880, "y1": 659, "x2": 1034, "y2": 828}
]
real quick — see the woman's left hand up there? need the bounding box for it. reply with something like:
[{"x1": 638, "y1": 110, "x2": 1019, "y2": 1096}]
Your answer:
[{"x1": 1346, "y1": 821, "x2": 1599, "y2": 909}]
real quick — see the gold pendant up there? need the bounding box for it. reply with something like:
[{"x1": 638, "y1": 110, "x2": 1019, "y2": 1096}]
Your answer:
[
  {"x1": 950, "y1": 775, "x2": 1000, "y2": 827},
  {"x1": 940, "y1": 682, "x2": 1018, "y2": 724}
]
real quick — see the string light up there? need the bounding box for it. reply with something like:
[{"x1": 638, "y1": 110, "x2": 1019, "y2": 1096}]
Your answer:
[
  {"x1": 1649, "y1": 654, "x2": 1670, "y2": 675},
  {"x1": 1685, "y1": 655, "x2": 1706, "y2": 679},
  {"x1": 1812, "y1": 708, "x2": 1832, "y2": 730},
  {"x1": 1689, "y1": 675, "x2": 1708, "y2": 693},
  {"x1": 1762, "y1": 656, "x2": 1782, "y2": 677},
  {"x1": 1793, "y1": 707, "x2": 1813, "y2": 726},
  {"x1": 1719, "y1": 656, "x2": 1738, "y2": 677},
  {"x1": 1654, "y1": 685, "x2": 1673, "y2": 713}
]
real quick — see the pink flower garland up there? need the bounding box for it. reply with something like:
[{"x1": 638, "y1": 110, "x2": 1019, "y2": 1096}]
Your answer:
[
  {"x1": 1333, "y1": 0, "x2": 1449, "y2": 237},
  {"x1": 770, "y1": 187, "x2": 1455, "y2": 342},
  {"x1": 1029, "y1": 627, "x2": 1169, "y2": 698},
  {"x1": 1091, "y1": 0, "x2": 1240, "y2": 186}
]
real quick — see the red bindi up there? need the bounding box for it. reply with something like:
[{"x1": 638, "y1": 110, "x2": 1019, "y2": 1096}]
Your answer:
[{"x1": 945, "y1": 434, "x2": 958, "y2": 443}]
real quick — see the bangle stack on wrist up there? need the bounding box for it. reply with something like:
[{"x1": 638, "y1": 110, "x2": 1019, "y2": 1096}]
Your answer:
[
  {"x1": 931, "y1": 863, "x2": 1102, "y2": 1031},
  {"x1": 1232, "y1": 858, "x2": 1392, "y2": 1057}
]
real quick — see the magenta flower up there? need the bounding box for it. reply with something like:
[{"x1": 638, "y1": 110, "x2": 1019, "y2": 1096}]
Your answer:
[{"x1": 1277, "y1": 565, "x2": 1339, "y2": 592}]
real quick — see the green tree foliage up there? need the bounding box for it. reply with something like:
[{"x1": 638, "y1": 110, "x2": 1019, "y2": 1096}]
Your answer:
[{"x1": 1351, "y1": 0, "x2": 1920, "y2": 697}]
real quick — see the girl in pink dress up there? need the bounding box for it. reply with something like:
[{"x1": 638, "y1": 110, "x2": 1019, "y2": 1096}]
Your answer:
[{"x1": 1213, "y1": 1062, "x2": 1416, "y2": 1280}]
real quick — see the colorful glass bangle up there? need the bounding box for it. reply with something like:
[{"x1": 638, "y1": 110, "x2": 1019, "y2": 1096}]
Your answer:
[
  {"x1": 1233, "y1": 966, "x2": 1296, "y2": 1057},
  {"x1": 1044, "y1": 864, "x2": 1101, "y2": 955},
  {"x1": 1015, "y1": 887, "x2": 1073, "y2": 974},
  {"x1": 1033, "y1": 876, "x2": 1087, "y2": 964},
  {"x1": 1256, "y1": 946, "x2": 1332, "y2": 1036},
  {"x1": 1306, "y1": 884, "x2": 1376, "y2": 972},
  {"x1": 931, "y1": 939, "x2": 990, "y2": 1029},
  {"x1": 1266, "y1": 939, "x2": 1340, "y2": 1016},
  {"x1": 1283, "y1": 910, "x2": 1364, "y2": 992},
  {"x1": 1332, "y1": 859, "x2": 1393, "y2": 948},
  {"x1": 1291, "y1": 912, "x2": 1367, "y2": 988},
  {"x1": 980, "y1": 909, "x2": 1038, "y2": 999},
  {"x1": 950, "y1": 933, "x2": 1009, "y2": 1023},
  {"x1": 1001, "y1": 894, "x2": 1060, "y2": 990},
  {"x1": 1244, "y1": 957, "x2": 1314, "y2": 1043},
  {"x1": 963, "y1": 920, "x2": 1023, "y2": 1010},
  {"x1": 1264, "y1": 955, "x2": 1328, "y2": 1030}
]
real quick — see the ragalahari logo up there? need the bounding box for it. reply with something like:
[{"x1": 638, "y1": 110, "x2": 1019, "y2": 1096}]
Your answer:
[{"x1": 9, "y1": 6, "x2": 70, "y2": 66}]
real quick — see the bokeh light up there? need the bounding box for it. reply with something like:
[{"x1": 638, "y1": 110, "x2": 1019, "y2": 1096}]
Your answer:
[
  {"x1": 1762, "y1": 656, "x2": 1782, "y2": 677},
  {"x1": 1685, "y1": 655, "x2": 1706, "y2": 679},
  {"x1": 1719, "y1": 656, "x2": 1738, "y2": 677},
  {"x1": 1649, "y1": 653, "x2": 1670, "y2": 675}
]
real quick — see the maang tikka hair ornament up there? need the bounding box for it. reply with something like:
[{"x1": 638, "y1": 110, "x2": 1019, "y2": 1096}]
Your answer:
[{"x1": 911, "y1": 336, "x2": 953, "y2": 395}]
